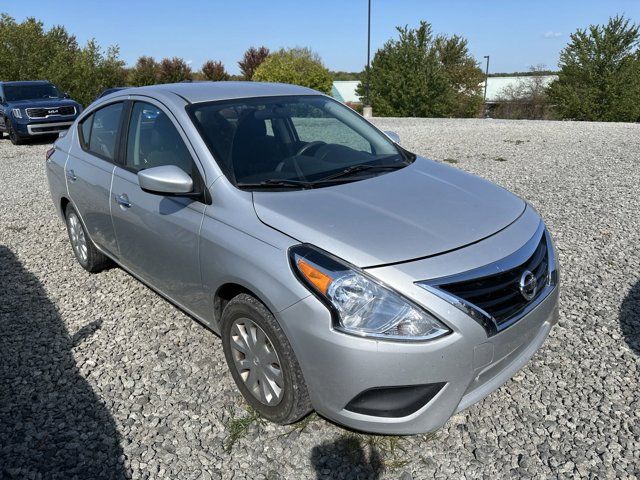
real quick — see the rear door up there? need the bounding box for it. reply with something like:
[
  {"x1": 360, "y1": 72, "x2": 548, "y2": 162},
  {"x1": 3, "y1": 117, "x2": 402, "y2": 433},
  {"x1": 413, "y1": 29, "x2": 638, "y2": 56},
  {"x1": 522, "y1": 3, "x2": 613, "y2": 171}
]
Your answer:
[
  {"x1": 66, "y1": 101, "x2": 124, "y2": 257},
  {"x1": 110, "y1": 98, "x2": 208, "y2": 314}
]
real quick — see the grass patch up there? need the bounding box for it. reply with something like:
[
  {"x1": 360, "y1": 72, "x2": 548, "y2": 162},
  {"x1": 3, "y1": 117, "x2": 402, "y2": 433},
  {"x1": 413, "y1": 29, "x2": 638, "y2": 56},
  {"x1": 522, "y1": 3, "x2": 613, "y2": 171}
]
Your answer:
[
  {"x1": 347, "y1": 433, "x2": 410, "y2": 472},
  {"x1": 442, "y1": 158, "x2": 458, "y2": 164},
  {"x1": 494, "y1": 156, "x2": 507, "y2": 162},
  {"x1": 221, "y1": 404, "x2": 266, "y2": 452},
  {"x1": 281, "y1": 412, "x2": 320, "y2": 437}
]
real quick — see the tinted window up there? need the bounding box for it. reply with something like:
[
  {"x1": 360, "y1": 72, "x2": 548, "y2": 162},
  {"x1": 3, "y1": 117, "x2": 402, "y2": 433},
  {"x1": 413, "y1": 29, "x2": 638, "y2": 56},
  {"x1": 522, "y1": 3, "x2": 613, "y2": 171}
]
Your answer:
[
  {"x1": 80, "y1": 116, "x2": 93, "y2": 149},
  {"x1": 80, "y1": 103, "x2": 123, "y2": 161},
  {"x1": 125, "y1": 102, "x2": 194, "y2": 175}
]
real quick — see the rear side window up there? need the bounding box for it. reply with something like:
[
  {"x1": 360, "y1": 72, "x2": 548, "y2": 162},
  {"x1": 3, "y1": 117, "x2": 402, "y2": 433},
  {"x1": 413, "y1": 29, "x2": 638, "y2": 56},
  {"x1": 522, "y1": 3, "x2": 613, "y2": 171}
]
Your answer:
[
  {"x1": 79, "y1": 102, "x2": 123, "y2": 161},
  {"x1": 125, "y1": 102, "x2": 195, "y2": 176}
]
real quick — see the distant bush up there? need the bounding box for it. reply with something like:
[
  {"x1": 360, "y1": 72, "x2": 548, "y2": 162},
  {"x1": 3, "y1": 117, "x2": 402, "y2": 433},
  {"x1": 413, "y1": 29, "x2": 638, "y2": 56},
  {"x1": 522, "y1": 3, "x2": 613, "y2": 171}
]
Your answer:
[
  {"x1": 253, "y1": 48, "x2": 333, "y2": 94},
  {"x1": 493, "y1": 66, "x2": 556, "y2": 120},
  {"x1": 548, "y1": 15, "x2": 640, "y2": 122},
  {"x1": 201, "y1": 60, "x2": 230, "y2": 81},
  {"x1": 0, "y1": 14, "x2": 125, "y2": 106},
  {"x1": 238, "y1": 46, "x2": 269, "y2": 80},
  {"x1": 330, "y1": 71, "x2": 363, "y2": 81},
  {"x1": 128, "y1": 56, "x2": 160, "y2": 86},
  {"x1": 158, "y1": 57, "x2": 192, "y2": 84},
  {"x1": 357, "y1": 21, "x2": 483, "y2": 117},
  {"x1": 345, "y1": 101, "x2": 363, "y2": 114}
]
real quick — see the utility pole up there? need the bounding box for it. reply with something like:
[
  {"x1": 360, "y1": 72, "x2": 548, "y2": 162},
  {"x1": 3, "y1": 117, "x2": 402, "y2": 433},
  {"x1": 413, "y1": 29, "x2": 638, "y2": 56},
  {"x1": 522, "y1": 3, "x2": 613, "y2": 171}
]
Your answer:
[
  {"x1": 483, "y1": 55, "x2": 490, "y2": 102},
  {"x1": 363, "y1": 0, "x2": 373, "y2": 118}
]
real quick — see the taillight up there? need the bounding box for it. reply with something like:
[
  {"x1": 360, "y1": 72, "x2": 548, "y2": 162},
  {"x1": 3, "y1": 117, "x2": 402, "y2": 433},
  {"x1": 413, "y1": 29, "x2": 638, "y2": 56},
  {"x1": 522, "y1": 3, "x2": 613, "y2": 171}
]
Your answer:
[{"x1": 45, "y1": 148, "x2": 55, "y2": 162}]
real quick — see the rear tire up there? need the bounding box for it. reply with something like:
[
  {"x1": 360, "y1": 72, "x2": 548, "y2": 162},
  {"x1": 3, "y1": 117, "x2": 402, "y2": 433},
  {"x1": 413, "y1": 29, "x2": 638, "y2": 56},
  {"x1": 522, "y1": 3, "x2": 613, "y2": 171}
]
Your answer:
[
  {"x1": 221, "y1": 294, "x2": 312, "y2": 424},
  {"x1": 64, "y1": 204, "x2": 111, "y2": 273}
]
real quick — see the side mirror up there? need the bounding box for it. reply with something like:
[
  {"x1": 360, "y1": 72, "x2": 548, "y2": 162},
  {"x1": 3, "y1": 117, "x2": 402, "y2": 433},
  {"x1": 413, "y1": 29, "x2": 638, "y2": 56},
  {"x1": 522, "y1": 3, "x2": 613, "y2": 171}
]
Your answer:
[
  {"x1": 384, "y1": 130, "x2": 400, "y2": 144},
  {"x1": 137, "y1": 165, "x2": 194, "y2": 195}
]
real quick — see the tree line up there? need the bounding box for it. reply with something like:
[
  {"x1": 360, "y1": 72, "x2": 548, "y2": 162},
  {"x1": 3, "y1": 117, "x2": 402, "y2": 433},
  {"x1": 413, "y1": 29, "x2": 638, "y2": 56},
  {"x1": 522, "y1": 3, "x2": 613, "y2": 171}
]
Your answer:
[
  {"x1": 1, "y1": 13, "x2": 638, "y2": 121},
  {"x1": 0, "y1": 14, "x2": 332, "y2": 106}
]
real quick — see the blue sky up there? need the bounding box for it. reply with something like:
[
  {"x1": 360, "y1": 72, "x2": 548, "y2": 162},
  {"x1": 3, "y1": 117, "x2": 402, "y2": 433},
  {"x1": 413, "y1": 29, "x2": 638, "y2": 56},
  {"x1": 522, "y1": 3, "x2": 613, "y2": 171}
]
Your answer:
[{"x1": 4, "y1": 1, "x2": 640, "y2": 74}]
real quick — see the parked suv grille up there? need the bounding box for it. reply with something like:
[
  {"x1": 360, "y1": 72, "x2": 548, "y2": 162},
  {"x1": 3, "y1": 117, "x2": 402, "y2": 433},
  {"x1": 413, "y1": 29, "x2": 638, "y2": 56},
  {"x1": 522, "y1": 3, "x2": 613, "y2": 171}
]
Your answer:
[
  {"x1": 437, "y1": 235, "x2": 549, "y2": 326},
  {"x1": 26, "y1": 106, "x2": 76, "y2": 119}
]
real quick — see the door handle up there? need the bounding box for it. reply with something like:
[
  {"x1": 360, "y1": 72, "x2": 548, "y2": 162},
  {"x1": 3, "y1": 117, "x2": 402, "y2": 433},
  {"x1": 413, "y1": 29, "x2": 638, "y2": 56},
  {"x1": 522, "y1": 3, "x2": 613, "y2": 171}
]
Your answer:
[
  {"x1": 66, "y1": 169, "x2": 77, "y2": 182},
  {"x1": 115, "y1": 193, "x2": 132, "y2": 208}
]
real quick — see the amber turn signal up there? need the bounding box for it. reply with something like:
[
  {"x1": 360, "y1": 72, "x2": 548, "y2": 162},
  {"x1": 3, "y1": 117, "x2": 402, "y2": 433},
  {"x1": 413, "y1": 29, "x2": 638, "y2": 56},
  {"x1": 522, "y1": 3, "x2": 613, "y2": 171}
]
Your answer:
[{"x1": 297, "y1": 259, "x2": 333, "y2": 294}]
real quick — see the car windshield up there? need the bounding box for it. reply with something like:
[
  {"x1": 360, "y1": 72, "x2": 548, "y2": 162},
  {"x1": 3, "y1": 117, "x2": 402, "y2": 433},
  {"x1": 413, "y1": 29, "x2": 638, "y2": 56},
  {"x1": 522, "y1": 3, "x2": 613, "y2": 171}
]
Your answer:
[
  {"x1": 188, "y1": 95, "x2": 410, "y2": 189},
  {"x1": 4, "y1": 83, "x2": 61, "y2": 101}
]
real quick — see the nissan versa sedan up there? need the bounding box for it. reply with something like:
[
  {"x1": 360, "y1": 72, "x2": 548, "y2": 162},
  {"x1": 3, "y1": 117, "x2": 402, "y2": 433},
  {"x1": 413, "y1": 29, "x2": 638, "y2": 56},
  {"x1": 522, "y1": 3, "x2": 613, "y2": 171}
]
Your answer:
[{"x1": 46, "y1": 82, "x2": 559, "y2": 434}]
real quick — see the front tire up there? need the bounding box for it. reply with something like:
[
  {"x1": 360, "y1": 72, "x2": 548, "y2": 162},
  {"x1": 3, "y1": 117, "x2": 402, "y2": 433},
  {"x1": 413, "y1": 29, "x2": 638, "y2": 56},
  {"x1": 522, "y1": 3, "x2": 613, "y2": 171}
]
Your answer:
[
  {"x1": 7, "y1": 120, "x2": 25, "y2": 145},
  {"x1": 64, "y1": 204, "x2": 111, "y2": 273},
  {"x1": 221, "y1": 294, "x2": 312, "y2": 424}
]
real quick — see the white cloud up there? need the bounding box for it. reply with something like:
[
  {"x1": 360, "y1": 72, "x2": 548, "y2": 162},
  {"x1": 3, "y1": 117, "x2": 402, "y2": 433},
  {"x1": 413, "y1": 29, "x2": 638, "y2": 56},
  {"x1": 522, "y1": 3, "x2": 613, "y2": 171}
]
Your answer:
[
  {"x1": 542, "y1": 31, "x2": 563, "y2": 39},
  {"x1": 186, "y1": 59, "x2": 193, "y2": 66}
]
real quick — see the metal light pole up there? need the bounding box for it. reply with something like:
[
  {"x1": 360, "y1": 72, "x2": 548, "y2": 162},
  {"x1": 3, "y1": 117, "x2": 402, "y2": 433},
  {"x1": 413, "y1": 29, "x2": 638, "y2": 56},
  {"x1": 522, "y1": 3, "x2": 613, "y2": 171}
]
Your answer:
[
  {"x1": 483, "y1": 55, "x2": 490, "y2": 102},
  {"x1": 363, "y1": 0, "x2": 373, "y2": 118}
]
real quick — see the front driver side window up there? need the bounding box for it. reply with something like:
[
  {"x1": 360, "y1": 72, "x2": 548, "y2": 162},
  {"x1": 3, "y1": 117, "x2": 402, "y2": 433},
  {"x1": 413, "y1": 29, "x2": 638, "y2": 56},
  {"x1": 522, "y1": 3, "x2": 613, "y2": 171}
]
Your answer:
[{"x1": 126, "y1": 102, "x2": 195, "y2": 176}]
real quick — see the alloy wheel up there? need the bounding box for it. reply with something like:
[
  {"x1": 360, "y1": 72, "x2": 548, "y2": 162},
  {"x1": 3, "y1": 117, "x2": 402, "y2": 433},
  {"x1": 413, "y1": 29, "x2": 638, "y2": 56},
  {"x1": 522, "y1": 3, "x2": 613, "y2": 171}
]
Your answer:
[{"x1": 67, "y1": 212, "x2": 88, "y2": 264}]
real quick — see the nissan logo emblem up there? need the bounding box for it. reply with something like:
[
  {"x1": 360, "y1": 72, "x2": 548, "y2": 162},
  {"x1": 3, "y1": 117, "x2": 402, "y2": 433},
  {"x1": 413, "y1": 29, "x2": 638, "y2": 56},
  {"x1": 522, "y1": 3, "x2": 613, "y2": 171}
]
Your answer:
[{"x1": 519, "y1": 270, "x2": 538, "y2": 301}]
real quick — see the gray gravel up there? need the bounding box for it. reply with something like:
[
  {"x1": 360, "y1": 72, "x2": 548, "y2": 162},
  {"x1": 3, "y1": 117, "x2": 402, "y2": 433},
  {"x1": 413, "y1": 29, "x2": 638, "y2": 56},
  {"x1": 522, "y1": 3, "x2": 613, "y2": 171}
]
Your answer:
[{"x1": 1, "y1": 118, "x2": 639, "y2": 479}]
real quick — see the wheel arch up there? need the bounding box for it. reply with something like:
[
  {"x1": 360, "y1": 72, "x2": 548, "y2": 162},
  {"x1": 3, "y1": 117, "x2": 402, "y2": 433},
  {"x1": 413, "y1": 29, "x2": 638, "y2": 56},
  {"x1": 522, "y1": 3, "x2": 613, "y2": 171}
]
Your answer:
[{"x1": 213, "y1": 282, "x2": 255, "y2": 324}]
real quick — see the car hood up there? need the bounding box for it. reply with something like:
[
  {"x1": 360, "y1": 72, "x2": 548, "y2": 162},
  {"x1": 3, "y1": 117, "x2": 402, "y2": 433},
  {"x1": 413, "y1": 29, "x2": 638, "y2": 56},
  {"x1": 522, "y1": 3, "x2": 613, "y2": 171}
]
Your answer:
[
  {"x1": 253, "y1": 157, "x2": 526, "y2": 267},
  {"x1": 8, "y1": 98, "x2": 79, "y2": 109}
]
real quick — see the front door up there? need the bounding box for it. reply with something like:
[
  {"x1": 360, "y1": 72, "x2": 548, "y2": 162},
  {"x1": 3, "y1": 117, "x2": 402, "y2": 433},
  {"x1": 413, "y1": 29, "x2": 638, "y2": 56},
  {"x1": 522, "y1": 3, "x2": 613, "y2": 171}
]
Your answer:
[{"x1": 110, "y1": 100, "x2": 207, "y2": 313}]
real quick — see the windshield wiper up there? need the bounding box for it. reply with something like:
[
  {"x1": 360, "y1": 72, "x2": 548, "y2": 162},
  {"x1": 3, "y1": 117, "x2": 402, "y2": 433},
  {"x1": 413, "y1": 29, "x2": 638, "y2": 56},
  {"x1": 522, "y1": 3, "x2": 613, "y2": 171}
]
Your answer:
[
  {"x1": 317, "y1": 162, "x2": 408, "y2": 183},
  {"x1": 236, "y1": 179, "x2": 316, "y2": 189}
]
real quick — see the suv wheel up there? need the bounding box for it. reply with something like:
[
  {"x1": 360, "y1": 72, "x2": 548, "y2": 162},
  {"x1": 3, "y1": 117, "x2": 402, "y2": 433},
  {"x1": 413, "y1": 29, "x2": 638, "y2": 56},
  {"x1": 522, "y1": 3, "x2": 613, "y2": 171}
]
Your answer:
[
  {"x1": 221, "y1": 294, "x2": 312, "y2": 424},
  {"x1": 7, "y1": 120, "x2": 24, "y2": 145},
  {"x1": 64, "y1": 204, "x2": 111, "y2": 272}
]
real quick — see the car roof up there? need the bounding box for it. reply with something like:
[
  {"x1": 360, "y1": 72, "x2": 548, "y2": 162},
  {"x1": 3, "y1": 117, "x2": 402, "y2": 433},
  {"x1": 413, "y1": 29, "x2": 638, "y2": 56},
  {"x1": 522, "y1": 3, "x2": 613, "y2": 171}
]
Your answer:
[
  {"x1": 129, "y1": 81, "x2": 320, "y2": 104},
  {"x1": 1, "y1": 80, "x2": 53, "y2": 86}
]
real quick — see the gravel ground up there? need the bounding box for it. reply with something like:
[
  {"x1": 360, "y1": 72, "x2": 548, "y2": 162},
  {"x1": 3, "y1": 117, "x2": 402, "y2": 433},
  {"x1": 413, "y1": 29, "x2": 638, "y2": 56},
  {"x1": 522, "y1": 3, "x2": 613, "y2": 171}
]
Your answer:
[{"x1": 1, "y1": 118, "x2": 639, "y2": 479}]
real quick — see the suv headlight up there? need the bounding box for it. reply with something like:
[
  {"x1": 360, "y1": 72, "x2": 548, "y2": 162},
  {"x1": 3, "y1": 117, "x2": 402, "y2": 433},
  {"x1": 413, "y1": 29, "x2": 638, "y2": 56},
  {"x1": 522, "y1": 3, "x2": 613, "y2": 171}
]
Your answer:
[
  {"x1": 11, "y1": 108, "x2": 22, "y2": 118},
  {"x1": 290, "y1": 245, "x2": 451, "y2": 341}
]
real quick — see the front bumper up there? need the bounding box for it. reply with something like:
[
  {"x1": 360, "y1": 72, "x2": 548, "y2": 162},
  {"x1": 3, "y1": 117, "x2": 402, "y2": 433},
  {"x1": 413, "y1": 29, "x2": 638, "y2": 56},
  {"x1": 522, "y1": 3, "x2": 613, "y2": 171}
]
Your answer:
[
  {"x1": 276, "y1": 207, "x2": 559, "y2": 434},
  {"x1": 278, "y1": 286, "x2": 558, "y2": 434},
  {"x1": 14, "y1": 119, "x2": 75, "y2": 137}
]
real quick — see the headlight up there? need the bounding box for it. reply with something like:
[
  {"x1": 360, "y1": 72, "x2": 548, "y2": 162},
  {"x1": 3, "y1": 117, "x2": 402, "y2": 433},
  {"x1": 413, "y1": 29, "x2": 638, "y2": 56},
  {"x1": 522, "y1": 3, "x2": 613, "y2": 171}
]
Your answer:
[
  {"x1": 11, "y1": 108, "x2": 22, "y2": 118},
  {"x1": 290, "y1": 245, "x2": 451, "y2": 341}
]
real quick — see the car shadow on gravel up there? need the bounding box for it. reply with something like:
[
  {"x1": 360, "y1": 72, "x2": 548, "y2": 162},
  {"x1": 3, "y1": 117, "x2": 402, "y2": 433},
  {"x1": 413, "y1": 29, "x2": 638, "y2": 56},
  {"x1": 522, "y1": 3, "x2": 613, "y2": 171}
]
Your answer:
[
  {"x1": 620, "y1": 279, "x2": 640, "y2": 355},
  {"x1": 310, "y1": 435, "x2": 383, "y2": 479},
  {"x1": 0, "y1": 246, "x2": 127, "y2": 479}
]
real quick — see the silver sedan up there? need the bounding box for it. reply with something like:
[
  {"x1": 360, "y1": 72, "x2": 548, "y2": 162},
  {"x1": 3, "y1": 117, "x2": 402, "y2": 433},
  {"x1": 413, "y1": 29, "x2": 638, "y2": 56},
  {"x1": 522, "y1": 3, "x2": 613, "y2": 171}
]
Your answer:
[{"x1": 46, "y1": 82, "x2": 559, "y2": 434}]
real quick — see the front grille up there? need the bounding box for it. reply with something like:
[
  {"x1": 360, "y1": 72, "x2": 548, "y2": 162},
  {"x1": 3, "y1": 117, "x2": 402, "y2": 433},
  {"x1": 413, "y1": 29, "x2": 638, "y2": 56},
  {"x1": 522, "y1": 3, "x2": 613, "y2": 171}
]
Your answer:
[
  {"x1": 26, "y1": 105, "x2": 76, "y2": 119},
  {"x1": 438, "y1": 235, "x2": 549, "y2": 326}
]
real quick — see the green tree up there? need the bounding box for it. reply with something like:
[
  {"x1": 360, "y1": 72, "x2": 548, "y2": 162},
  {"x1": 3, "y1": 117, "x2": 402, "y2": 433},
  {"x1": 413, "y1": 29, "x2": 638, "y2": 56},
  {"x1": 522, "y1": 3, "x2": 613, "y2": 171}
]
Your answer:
[
  {"x1": 548, "y1": 15, "x2": 640, "y2": 122},
  {"x1": 158, "y1": 57, "x2": 192, "y2": 84},
  {"x1": 252, "y1": 48, "x2": 333, "y2": 94},
  {"x1": 0, "y1": 14, "x2": 125, "y2": 106},
  {"x1": 357, "y1": 21, "x2": 483, "y2": 117},
  {"x1": 238, "y1": 46, "x2": 269, "y2": 80},
  {"x1": 434, "y1": 35, "x2": 484, "y2": 117},
  {"x1": 128, "y1": 56, "x2": 160, "y2": 86},
  {"x1": 201, "y1": 60, "x2": 230, "y2": 81}
]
